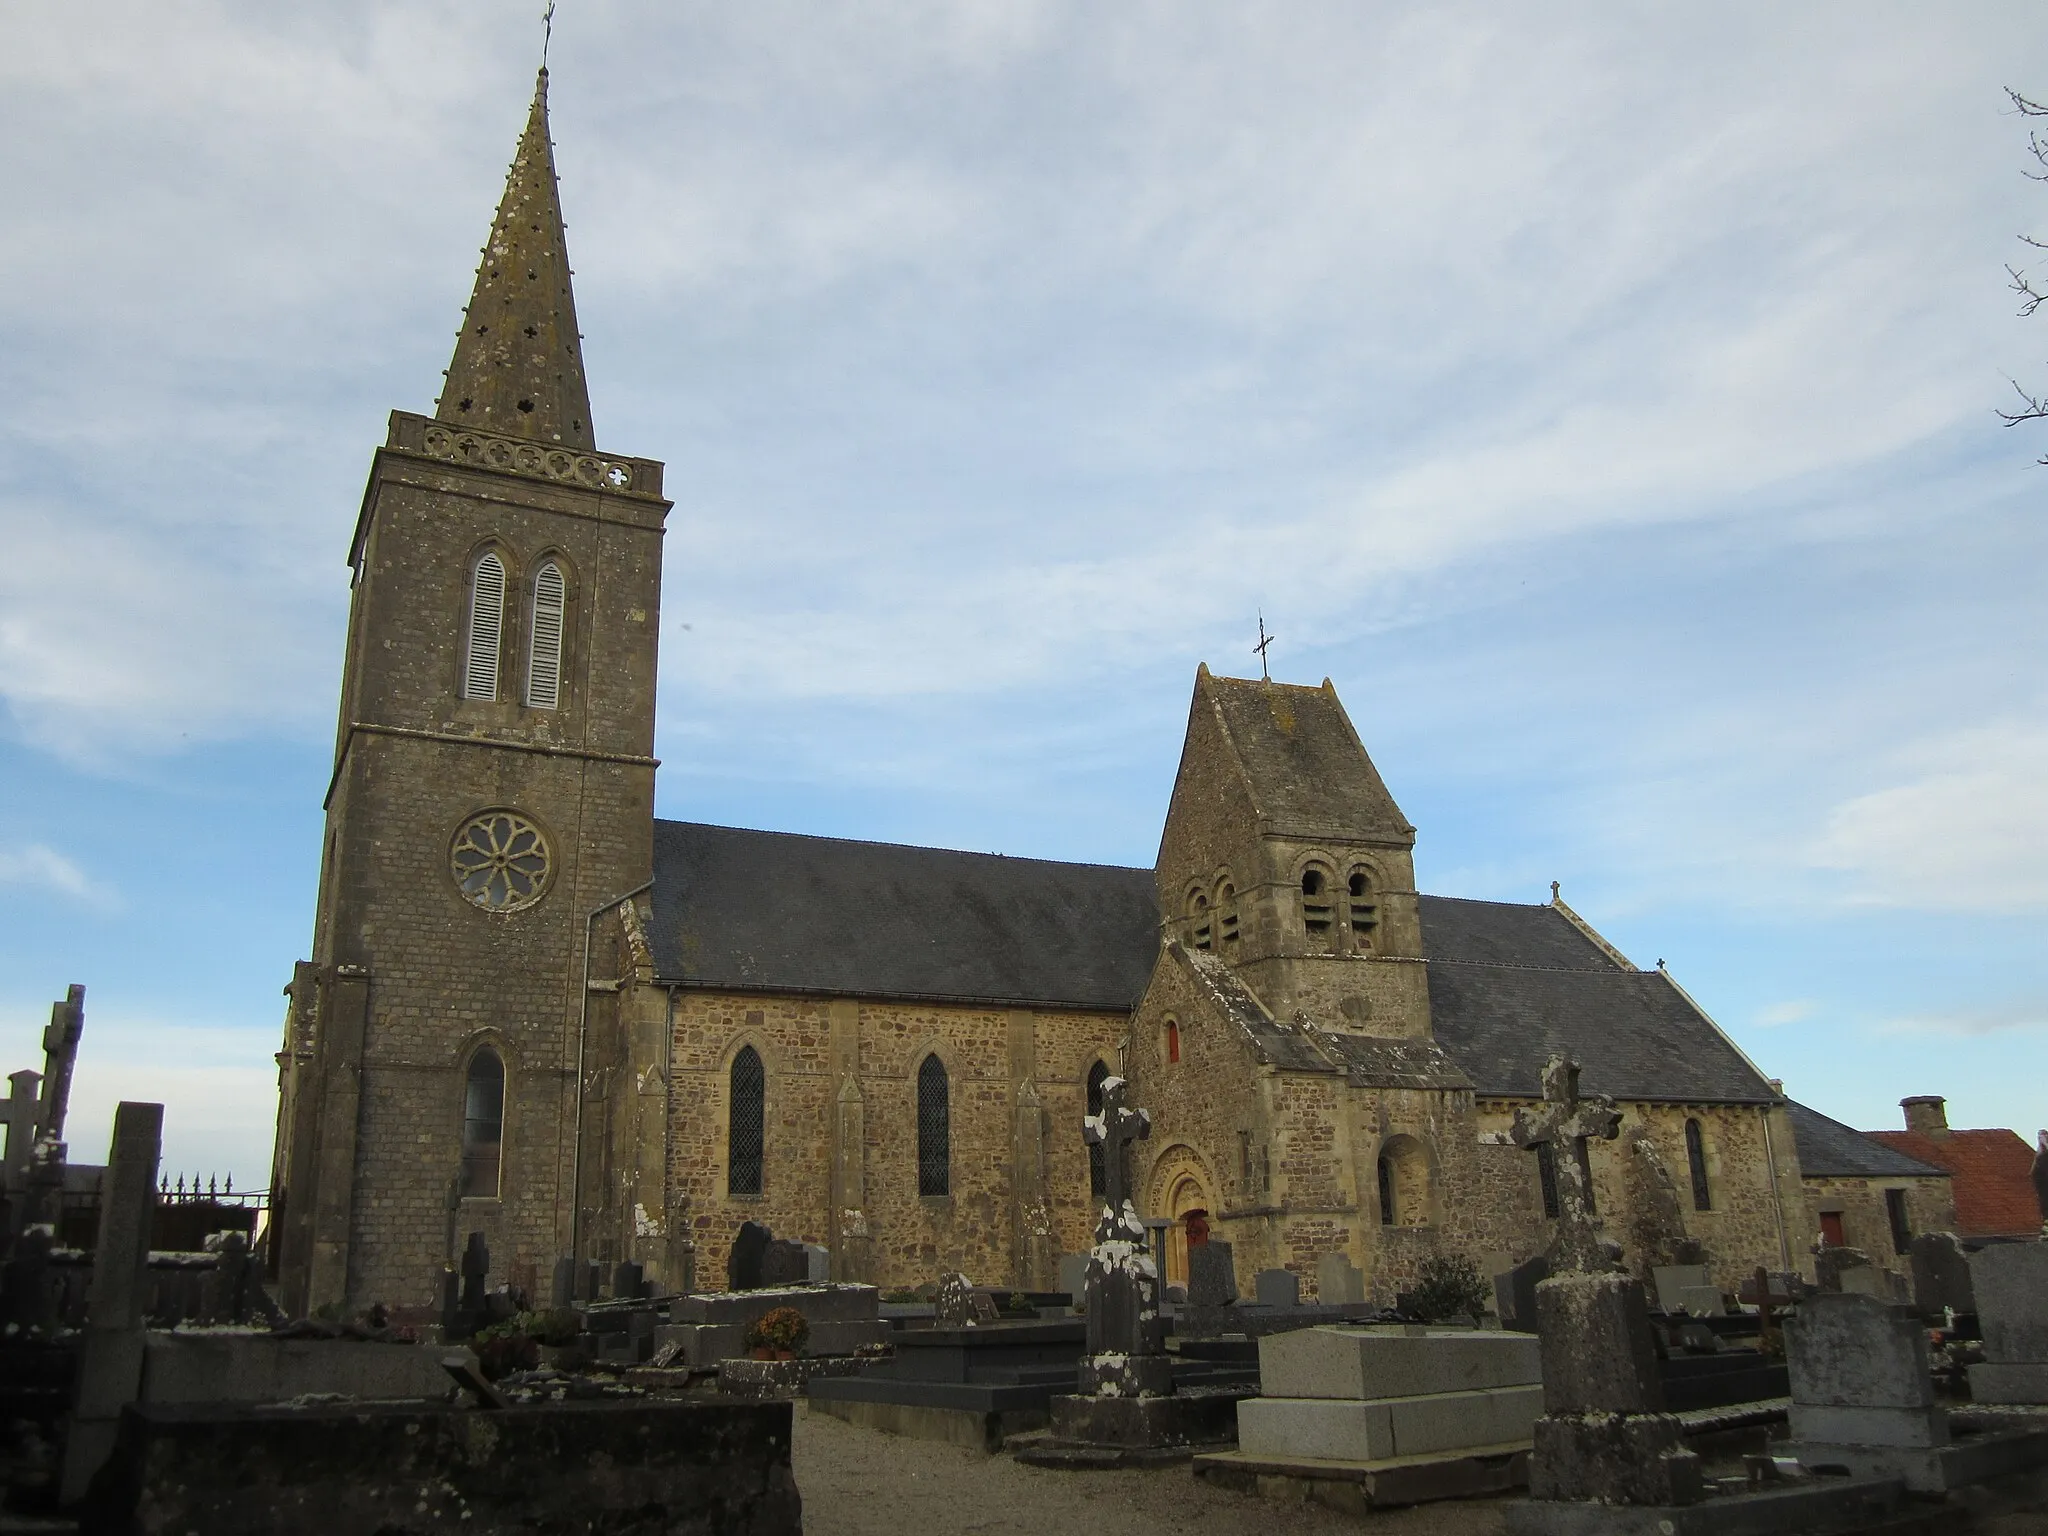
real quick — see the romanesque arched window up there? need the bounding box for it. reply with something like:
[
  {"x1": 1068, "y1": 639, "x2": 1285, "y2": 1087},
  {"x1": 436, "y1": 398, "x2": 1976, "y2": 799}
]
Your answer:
[
  {"x1": 464, "y1": 551, "x2": 506, "y2": 700},
  {"x1": 1088, "y1": 1060, "x2": 1111, "y2": 1197},
  {"x1": 1165, "y1": 1017, "x2": 1181, "y2": 1064},
  {"x1": 1685, "y1": 1118, "x2": 1712, "y2": 1212},
  {"x1": 1377, "y1": 1152, "x2": 1395, "y2": 1225},
  {"x1": 525, "y1": 559, "x2": 566, "y2": 709},
  {"x1": 1216, "y1": 879, "x2": 1239, "y2": 947},
  {"x1": 460, "y1": 1046, "x2": 504, "y2": 1198},
  {"x1": 1187, "y1": 888, "x2": 1212, "y2": 952},
  {"x1": 728, "y1": 1046, "x2": 764, "y2": 1196},
  {"x1": 1536, "y1": 1140, "x2": 1561, "y2": 1219},
  {"x1": 1378, "y1": 1135, "x2": 1432, "y2": 1227},
  {"x1": 917, "y1": 1054, "x2": 950, "y2": 1197}
]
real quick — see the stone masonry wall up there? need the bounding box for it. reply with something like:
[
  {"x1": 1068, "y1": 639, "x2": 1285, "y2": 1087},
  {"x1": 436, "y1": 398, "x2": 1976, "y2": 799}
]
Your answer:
[
  {"x1": 1802, "y1": 1174, "x2": 1958, "y2": 1286},
  {"x1": 662, "y1": 989, "x2": 1127, "y2": 1289}
]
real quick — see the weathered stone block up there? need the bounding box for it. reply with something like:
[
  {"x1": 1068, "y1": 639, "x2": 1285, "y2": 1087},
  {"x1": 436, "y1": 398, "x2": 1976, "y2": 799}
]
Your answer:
[
  {"x1": 1529, "y1": 1412, "x2": 1703, "y2": 1506},
  {"x1": 1971, "y1": 1243, "x2": 2048, "y2": 1364},
  {"x1": 671, "y1": 1284, "x2": 878, "y2": 1327},
  {"x1": 1784, "y1": 1293, "x2": 1933, "y2": 1409},
  {"x1": 84, "y1": 1397, "x2": 802, "y2": 1535},
  {"x1": 1255, "y1": 1270, "x2": 1300, "y2": 1308},
  {"x1": 1650, "y1": 1265, "x2": 1710, "y2": 1313},
  {"x1": 1076, "y1": 1353, "x2": 1173, "y2": 1398},
  {"x1": 140, "y1": 1335, "x2": 461, "y2": 1405},
  {"x1": 1239, "y1": 1386, "x2": 1543, "y2": 1462},
  {"x1": 1788, "y1": 1402, "x2": 1946, "y2": 1448},
  {"x1": 1968, "y1": 1361, "x2": 2048, "y2": 1403},
  {"x1": 1259, "y1": 1327, "x2": 1540, "y2": 1401},
  {"x1": 1189, "y1": 1243, "x2": 1237, "y2": 1308},
  {"x1": 1316, "y1": 1253, "x2": 1365, "y2": 1305},
  {"x1": 1535, "y1": 1275, "x2": 1662, "y2": 1415}
]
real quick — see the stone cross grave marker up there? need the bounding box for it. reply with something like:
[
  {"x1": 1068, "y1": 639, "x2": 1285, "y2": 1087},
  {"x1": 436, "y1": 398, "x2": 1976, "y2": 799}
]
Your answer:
[
  {"x1": 23, "y1": 987, "x2": 84, "y2": 1231},
  {"x1": 2, "y1": 1069, "x2": 39, "y2": 1189},
  {"x1": 1078, "y1": 1077, "x2": 1170, "y2": 1398},
  {"x1": 1482, "y1": 1055, "x2": 1622, "y2": 1273},
  {"x1": 1082, "y1": 1074, "x2": 1149, "y2": 1220},
  {"x1": 59, "y1": 1099, "x2": 160, "y2": 1505}
]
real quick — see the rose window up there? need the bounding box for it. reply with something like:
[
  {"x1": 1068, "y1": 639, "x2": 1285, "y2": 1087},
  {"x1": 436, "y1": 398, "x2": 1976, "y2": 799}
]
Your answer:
[{"x1": 451, "y1": 810, "x2": 552, "y2": 912}]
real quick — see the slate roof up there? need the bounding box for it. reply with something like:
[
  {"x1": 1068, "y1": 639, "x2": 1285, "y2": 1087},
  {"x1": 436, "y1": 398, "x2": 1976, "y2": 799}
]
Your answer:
[
  {"x1": 1787, "y1": 1101, "x2": 1951, "y2": 1181},
  {"x1": 1866, "y1": 1127, "x2": 2037, "y2": 1235},
  {"x1": 1203, "y1": 674, "x2": 1412, "y2": 842},
  {"x1": 1416, "y1": 895, "x2": 1780, "y2": 1104},
  {"x1": 648, "y1": 822, "x2": 1785, "y2": 1106},
  {"x1": 648, "y1": 820, "x2": 1159, "y2": 1010}
]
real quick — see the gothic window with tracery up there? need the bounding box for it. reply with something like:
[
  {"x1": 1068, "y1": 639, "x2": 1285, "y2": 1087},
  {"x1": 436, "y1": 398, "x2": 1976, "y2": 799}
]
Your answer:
[
  {"x1": 526, "y1": 560, "x2": 566, "y2": 709},
  {"x1": 464, "y1": 551, "x2": 506, "y2": 700},
  {"x1": 917, "y1": 1054, "x2": 950, "y2": 1197},
  {"x1": 728, "y1": 1046, "x2": 764, "y2": 1196},
  {"x1": 460, "y1": 1047, "x2": 504, "y2": 1198},
  {"x1": 451, "y1": 810, "x2": 552, "y2": 911}
]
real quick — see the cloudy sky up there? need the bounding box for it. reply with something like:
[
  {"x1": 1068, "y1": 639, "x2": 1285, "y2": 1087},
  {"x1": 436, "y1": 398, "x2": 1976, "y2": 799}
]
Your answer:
[{"x1": 2, "y1": 2, "x2": 2045, "y2": 1184}]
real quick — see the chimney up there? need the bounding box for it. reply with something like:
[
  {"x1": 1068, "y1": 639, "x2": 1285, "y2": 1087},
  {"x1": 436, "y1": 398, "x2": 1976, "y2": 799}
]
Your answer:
[{"x1": 1901, "y1": 1096, "x2": 1950, "y2": 1139}]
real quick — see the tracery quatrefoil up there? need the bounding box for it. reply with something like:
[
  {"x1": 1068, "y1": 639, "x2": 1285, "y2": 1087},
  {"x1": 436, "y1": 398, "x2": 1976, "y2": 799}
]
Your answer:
[{"x1": 451, "y1": 810, "x2": 552, "y2": 912}]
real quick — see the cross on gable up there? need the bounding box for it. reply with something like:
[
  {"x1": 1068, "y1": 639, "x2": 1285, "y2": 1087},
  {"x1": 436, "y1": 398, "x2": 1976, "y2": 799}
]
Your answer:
[
  {"x1": 1482, "y1": 1054, "x2": 1623, "y2": 1273},
  {"x1": 1082, "y1": 1074, "x2": 1151, "y2": 1219}
]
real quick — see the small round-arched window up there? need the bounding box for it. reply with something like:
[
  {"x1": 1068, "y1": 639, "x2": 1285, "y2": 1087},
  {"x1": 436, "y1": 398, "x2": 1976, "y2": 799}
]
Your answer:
[
  {"x1": 460, "y1": 1047, "x2": 505, "y2": 1199},
  {"x1": 451, "y1": 809, "x2": 552, "y2": 911}
]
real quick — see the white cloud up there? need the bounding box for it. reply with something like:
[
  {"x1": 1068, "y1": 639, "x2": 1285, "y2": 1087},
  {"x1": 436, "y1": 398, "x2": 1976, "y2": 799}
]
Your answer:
[
  {"x1": 53, "y1": 1020, "x2": 277, "y2": 1188},
  {"x1": 1809, "y1": 717, "x2": 2048, "y2": 913},
  {"x1": 1756, "y1": 1000, "x2": 1820, "y2": 1028},
  {"x1": 1878, "y1": 1006, "x2": 2048, "y2": 1039},
  {"x1": 0, "y1": 843, "x2": 116, "y2": 909}
]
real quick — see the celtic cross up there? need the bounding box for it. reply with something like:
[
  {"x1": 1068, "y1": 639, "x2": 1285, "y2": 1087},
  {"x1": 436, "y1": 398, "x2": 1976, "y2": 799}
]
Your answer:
[
  {"x1": 1485, "y1": 1054, "x2": 1623, "y2": 1272},
  {"x1": 1083, "y1": 1075, "x2": 1151, "y2": 1218}
]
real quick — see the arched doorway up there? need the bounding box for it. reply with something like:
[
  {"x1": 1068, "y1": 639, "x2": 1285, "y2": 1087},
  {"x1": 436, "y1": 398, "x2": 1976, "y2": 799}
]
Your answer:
[{"x1": 1143, "y1": 1145, "x2": 1215, "y2": 1290}]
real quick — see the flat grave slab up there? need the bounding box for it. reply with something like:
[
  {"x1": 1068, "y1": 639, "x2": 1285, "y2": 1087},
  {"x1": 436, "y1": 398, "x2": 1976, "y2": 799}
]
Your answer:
[
  {"x1": 1239, "y1": 1384, "x2": 1544, "y2": 1462},
  {"x1": 1260, "y1": 1326, "x2": 1540, "y2": 1400},
  {"x1": 1502, "y1": 1474, "x2": 1923, "y2": 1536}
]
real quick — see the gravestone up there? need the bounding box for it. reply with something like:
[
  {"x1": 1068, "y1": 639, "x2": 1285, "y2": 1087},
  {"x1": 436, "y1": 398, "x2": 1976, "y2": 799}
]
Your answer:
[
  {"x1": 934, "y1": 1271, "x2": 977, "y2": 1327},
  {"x1": 2, "y1": 1068, "x2": 38, "y2": 1188},
  {"x1": 1316, "y1": 1252, "x2": 1365, "y2": 1306},
  {"x1": 1507, "y1": 1058, "x2": 1703, "y2": 1511},
  {"x1": 443, "y1": 1231, "x2": 489, "y2": 1337},
  {"x1": 1813, "y1": 1244, "x2": 1874, "y2": 1293},
  {"x1": 1255, "y1": 1269, "x2": 1299, "y2": 1309},
  {"x1": 803, "y1": 1243, "x2": 831, "y2": 1284},
  {"x1": 1494, "y1": 1254, "x2": 1548, "y2": 1334},
  {"x1": 1650, "y1": 1263, "x2": 1718, "y2": 1315},
  {"x1": 1189, "y1": 1242, "x2": 1237, "y2": 1308},
  {"x1": 198, "y1": 1230, "x2": 278, "y2": 1324},
  {"x1": 585, "y1": 1260, "x2": 603, "y2": 1303},
  {"x1": 552, "y1": 1255, "x2": 579, "y2": 1307},
  {"x1": 757, "y1": 1240, "x2": 809, "y2": 1288},
  {"x1": 1908, "y1": 1232, "x2": 1973, "y2": 1319},
  {"x1": 727, "y1": 1220, "x2": 774, "y2": 1291},
  {"x1": 1969, "y1": 1242, "x2": 2048, "y2": 1403},
  {"x1": 59, "y1": 1100, "x2": 161, "y2": 1504},
  {"x1": 1076, "y1": 1076, "x2": 1171, "y2": 1399},
  {"x1": 613, "y1": 1260, "x2": 645, "y2": 1300},
  {"x1": 1784, "y1": 1291, "x2": 1955, "y2": 1490}
]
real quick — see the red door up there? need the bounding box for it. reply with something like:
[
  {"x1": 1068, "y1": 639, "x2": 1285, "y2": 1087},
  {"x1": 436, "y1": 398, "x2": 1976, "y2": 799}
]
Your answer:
[{"x1": 1819, "y1": 1211, "x2": 1846, "y2": 1248}]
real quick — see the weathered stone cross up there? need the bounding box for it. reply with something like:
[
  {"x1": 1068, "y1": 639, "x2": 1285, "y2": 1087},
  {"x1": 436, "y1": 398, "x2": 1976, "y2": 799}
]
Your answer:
[
  {"x1": 1483, "y1": 1054, "x2": 1623, "y2": 1273},
  {"x1": 1083, "y1": 1074, "x2": 1151, "y2": 1220}
]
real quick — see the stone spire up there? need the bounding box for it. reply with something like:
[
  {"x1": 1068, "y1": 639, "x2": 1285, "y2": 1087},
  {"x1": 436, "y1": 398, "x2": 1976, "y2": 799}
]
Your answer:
[{"x1": 437, "y1": 69, "x2": 594, "y2": 449}]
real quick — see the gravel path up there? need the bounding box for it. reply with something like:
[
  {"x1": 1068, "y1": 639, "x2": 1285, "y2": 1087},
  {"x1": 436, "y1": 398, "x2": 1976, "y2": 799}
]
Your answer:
[{"x1": 791, "y1": 1406, "x2": 1511, "y2": 1536}]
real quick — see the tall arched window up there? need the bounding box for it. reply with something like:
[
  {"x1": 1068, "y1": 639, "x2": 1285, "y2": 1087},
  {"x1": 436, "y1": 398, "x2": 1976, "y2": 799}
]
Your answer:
[
  {"x1": 460, "y1": 1047, "x2": 504, "y2": 1198},
  {"x1": 1685, "y1": 1118, "x2": 1712, "y2": 1212},
  {"x1": 1377, "y1": 1153, "x2": 1395, "y2": 1225},
  {"x1": 728, "y1": 1046, "x2": 765, "y2": 1196},
  {"x1": 1535, "y1": 1141, "x2": 1561, "y2": 1219},
  {"x1": 464, "y1": 552, "x2": 506, "y2": 700},
  {"x1": 525, "y1": 560, "x2": 566, "y2": 709},
  {"x1": 1087, "y1": 1060, "x2": 1111, "y2": 1197},
  {"x1": 917, "y1": 1054, "x2": 950, "y2": 1197},
  {"x1": 1165, "y1": 1018, "x2": 1181, "y2": 1064}
]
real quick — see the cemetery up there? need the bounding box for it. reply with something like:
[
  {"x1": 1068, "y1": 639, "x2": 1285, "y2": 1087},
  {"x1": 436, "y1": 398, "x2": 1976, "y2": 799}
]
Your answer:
[{"x1": 6, "y1": 994, "x2": 2048, "y2": 1535}]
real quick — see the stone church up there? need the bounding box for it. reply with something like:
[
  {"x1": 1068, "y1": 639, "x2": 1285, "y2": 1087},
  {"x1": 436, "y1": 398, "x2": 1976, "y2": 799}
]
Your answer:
[{"x1": 269, "y1": 71, "x2": 1897, "y2": 1317}]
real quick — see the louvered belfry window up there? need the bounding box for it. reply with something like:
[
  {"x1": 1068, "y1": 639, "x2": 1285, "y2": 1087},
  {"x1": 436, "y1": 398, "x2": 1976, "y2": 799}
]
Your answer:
[
  {"x1": 728, "y1": 1046, "x2": 765, "y2": 1196},
  {"x1": 465, "y1": 552, "x2": 506, "y2": 700},
  {"x1": 526, "y1": 560, "x2": 565, "y2": 709},
  {"x1": 917, "y1": 1054, "x2": 951, "y2": 1197}
]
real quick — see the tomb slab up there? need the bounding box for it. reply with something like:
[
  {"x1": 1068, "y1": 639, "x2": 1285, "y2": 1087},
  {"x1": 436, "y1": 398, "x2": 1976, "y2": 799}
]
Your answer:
[{"x1": 1259, "y1": 1327, "x2": 1540, "y2": 1401}]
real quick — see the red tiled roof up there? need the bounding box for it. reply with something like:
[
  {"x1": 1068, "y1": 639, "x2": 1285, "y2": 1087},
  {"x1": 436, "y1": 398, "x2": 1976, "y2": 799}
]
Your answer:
[{"x1": 1867, "y1": 1127, "x2": 2042, "y2": 1238}]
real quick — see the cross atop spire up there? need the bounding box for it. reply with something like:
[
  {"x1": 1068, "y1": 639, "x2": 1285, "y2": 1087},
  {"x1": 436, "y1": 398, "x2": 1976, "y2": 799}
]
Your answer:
[{"x1": 437, "y1": 69, "x2": 595, "y2": 449}]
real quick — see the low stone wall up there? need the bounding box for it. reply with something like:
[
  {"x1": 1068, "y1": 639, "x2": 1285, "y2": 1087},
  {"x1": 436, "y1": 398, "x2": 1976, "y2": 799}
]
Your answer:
[
  {"x1": 139, "y1": 1334, "x2": 462, "y2": 1405},
  {"x1": 84, "y1": 1397, "x2": 801, "y2": 1535}
]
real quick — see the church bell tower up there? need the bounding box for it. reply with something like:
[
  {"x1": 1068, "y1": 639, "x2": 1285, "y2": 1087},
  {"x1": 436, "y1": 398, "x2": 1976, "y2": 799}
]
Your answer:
[{"x1": 271, "y1": 70, "x2": 671, "y2": 1314}]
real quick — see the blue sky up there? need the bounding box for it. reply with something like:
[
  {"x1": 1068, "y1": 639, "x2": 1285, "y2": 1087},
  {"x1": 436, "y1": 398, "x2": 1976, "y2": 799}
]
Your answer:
[{"x1": 2, "y1": 2, "x2": 2045, "y2": 1184}]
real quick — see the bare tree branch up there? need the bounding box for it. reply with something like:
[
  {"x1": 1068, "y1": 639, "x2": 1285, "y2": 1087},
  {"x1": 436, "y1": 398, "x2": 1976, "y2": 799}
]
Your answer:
[{"x1": 2006, "y1": 89, "x2": 2048, "y2": 458}]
